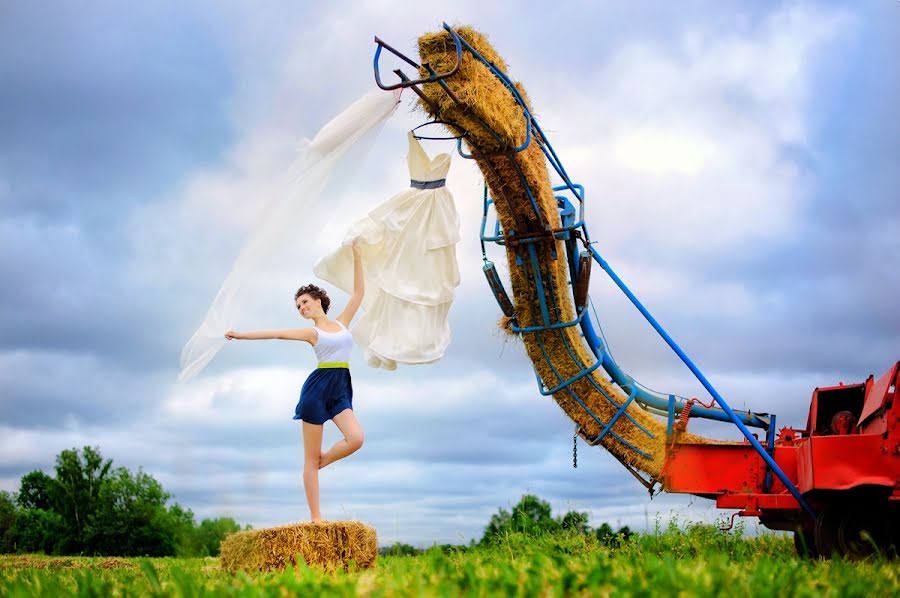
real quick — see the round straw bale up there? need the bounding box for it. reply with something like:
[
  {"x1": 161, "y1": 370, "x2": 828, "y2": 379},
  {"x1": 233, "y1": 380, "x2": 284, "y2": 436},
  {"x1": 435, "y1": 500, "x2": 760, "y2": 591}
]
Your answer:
[{"x1": 219, "y1": 520, "x2": 377, "y2": 573}]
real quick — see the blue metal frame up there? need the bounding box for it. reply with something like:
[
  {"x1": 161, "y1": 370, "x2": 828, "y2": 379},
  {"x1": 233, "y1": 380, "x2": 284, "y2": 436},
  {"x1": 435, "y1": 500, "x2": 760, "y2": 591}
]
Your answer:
[{"x1": 373, "y1": 22, "x2": 815, "y2": 518}]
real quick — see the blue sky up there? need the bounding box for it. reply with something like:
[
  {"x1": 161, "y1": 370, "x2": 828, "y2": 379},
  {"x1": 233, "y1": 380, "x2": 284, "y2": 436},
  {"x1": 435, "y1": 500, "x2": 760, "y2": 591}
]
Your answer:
[{"x1": 1, "y1": 1, "x2": 898, "y2": 546}]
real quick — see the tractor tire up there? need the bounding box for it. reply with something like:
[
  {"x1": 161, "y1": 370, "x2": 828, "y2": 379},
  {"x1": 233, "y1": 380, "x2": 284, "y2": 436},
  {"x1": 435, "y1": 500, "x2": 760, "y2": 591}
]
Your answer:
[
  {"x1": 814, "y1": 504, "x2": 842, "y2": 558},
  {"x1": 793, "y1": 528, "x2": 818, "y2": 559},
  {"x1": 837, "y1": 507, "x2": 885, "y2": 560}
]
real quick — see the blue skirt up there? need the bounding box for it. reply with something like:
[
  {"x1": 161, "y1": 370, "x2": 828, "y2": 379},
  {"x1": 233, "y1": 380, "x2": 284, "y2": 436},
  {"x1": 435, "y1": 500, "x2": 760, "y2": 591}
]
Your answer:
[{"x1": 293, "y1": 368, "x2": 353, "y2": 425}]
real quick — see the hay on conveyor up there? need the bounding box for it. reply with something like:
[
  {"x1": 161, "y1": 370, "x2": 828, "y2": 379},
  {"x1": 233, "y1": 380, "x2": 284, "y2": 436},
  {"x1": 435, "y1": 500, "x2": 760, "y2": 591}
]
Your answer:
[
  {"x1": 417, "y1": 26, "x2": 713, "y2": 479},
  {"x1": 219, "y1": 521, "x2": 377, "y2": 573}
]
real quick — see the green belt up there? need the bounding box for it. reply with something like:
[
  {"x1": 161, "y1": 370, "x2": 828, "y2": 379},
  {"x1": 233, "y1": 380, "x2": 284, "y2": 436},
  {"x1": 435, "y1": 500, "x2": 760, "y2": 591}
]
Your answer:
[{"x1": 317, "y1": 361, "x2": 349, "y2": 369}]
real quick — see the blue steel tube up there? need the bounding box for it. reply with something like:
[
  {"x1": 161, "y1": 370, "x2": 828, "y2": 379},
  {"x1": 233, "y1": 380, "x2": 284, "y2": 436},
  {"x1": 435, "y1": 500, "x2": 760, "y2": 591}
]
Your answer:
[
  {"x1": 588, "y1": 247, "x2": 817, "y2": 520},
  {"x1": 580, "y1": 313, "x2": 770, "y2": 429}
]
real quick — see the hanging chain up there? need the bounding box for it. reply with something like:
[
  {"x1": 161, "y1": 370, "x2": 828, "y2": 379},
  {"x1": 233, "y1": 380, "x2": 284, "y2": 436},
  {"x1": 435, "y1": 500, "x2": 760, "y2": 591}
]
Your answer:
[{"x1": 573, "y1": 425, "x2": 578, "y2": 468}]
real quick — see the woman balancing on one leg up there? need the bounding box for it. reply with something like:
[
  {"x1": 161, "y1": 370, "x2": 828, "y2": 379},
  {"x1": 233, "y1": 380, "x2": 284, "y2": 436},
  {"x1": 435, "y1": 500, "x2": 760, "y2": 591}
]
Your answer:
[{"x1": 225, "y1": 241, "x2": 364, "y2": 522}]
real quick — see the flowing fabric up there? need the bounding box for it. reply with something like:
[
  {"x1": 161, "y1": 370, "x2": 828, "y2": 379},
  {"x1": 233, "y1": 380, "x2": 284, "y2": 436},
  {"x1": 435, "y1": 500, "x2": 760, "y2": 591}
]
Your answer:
[
  {"x1": 178, "y1": 89, "x2": 401, "y2": 382},
  {"x1": 314, "y1": 132, "x2": 460, "y2": 370}
]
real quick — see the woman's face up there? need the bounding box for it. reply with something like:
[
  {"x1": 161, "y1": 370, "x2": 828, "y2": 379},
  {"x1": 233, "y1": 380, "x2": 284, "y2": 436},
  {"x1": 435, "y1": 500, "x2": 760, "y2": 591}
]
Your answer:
[{"x1": 295, "y1": 294, "x2": 322, "y2": 319}]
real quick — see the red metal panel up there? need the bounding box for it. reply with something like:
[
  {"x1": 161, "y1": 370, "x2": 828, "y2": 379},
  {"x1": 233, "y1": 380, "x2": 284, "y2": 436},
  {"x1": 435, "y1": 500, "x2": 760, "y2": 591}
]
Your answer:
[
  {"x1": 661, "y1": 443, "x2": 799, "y2": 496},
  {"x1": 858, "y1": 361, "x2": 899, "y2": 428},
  {"x1": 766, "y1": 444, "x2": 798, "y2": 495},
  {"x1": 796, "y1": 434, "x2": 899, "y2": 493},
  {"x1": 716, "y1": 493, "x2": 799, "y2": 510}
]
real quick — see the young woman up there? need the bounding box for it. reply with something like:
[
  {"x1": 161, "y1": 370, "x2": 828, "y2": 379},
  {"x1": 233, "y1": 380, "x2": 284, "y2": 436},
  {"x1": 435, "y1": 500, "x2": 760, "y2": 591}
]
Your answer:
[{"x1": 224, "y1": 241, "x2": 364, "y2": 522}]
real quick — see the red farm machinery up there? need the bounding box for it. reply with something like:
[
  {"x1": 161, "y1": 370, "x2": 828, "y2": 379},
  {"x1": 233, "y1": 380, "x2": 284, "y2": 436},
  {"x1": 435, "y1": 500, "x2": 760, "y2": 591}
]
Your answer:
[{"x1": 663, "y1": 362, "x2": 900, "y2": 558}]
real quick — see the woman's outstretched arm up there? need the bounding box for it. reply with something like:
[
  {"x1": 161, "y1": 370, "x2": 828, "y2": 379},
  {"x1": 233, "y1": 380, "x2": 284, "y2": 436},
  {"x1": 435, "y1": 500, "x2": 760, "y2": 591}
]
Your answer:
[
  {"x1": 225, "y1": 328, "x2": 315, "y2": 342},
  {"x1": 336, "y1": 241, "x2": 364, "y2": 327}
]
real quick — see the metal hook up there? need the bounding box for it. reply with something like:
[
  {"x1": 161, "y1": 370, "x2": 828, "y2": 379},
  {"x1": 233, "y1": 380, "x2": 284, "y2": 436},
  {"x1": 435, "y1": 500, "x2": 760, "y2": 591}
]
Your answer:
[{"x1": 411, "y1": 120, "x2": 466, "y2": 141}]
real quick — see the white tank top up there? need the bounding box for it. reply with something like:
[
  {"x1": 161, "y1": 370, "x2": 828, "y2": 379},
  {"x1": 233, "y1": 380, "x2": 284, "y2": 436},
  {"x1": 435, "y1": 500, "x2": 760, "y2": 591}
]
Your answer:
[{"x1": 312, "y1": 322, "x2": 353, "y2": 363}]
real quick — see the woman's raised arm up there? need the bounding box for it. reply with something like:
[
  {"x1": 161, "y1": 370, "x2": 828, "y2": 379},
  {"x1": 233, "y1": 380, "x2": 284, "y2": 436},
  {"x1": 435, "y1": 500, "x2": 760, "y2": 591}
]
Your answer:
[
  {"x1": 336, "y1": 241, "x2": 364, "y2": 327},
  {"x1": 225, "y1": 328, "x2": 315, "y2": 342}
]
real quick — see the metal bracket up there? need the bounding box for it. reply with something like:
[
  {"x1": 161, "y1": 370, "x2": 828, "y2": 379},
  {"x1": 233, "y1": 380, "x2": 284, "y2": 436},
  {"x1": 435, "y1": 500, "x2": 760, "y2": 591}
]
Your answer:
[{"x1": 373, "y1": 33, "x2": 461, "y2": 91}]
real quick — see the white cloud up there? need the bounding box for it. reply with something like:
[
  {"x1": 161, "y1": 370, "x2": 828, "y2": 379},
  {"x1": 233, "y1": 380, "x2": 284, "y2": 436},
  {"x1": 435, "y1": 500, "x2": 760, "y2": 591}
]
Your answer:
[
  {"x1": 537, "y1": 4, "x2": 850, "y2": 253},
  {"x1": 612, "y1": 128, "x2": 716, "y2": 176}
]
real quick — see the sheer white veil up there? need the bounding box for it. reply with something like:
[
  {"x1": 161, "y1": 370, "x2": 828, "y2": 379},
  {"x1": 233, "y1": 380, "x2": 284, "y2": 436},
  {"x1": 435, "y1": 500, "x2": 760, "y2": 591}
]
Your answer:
[{"x1": 178, "y1": 89, "x2": 401, "y2": 382}]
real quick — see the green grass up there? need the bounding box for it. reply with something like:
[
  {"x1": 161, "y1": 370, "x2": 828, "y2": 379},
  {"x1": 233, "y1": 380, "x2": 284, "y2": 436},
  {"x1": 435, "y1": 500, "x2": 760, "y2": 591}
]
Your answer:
[{"x1": 2, "y1": 524, "x2": 899, "y2": 597}]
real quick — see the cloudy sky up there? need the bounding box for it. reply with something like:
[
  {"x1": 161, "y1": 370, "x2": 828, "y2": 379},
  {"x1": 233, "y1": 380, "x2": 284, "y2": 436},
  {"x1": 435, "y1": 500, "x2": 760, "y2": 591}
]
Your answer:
[{"x1": 2, "y1": 1, "x2": 898, "y2": 546}]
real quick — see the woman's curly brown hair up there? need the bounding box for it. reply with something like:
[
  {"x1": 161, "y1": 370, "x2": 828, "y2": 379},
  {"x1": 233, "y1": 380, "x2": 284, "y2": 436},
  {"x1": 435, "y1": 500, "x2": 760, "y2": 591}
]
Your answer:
[{"x1": 294, "y1": 284, "x2": 330, "y2": 314}]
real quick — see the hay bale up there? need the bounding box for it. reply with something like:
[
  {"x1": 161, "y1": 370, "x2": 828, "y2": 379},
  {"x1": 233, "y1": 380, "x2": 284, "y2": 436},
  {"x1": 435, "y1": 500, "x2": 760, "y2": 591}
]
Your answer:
[
  {"x1": 219, "y1": 521, "x2": 377, "y2": 573},
  {"x1": 418, "y1": 27, "x2": 527, "y2": 153},
  {"x1": 417, "y1": 26, "x2": 713, "y2": 479}
]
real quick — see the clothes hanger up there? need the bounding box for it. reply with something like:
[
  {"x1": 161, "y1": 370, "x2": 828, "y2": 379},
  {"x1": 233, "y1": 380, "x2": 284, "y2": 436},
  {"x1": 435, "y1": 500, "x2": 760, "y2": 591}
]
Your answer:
[{"x1": 411, "y1": 119, "x2": 467, "y2": 141}]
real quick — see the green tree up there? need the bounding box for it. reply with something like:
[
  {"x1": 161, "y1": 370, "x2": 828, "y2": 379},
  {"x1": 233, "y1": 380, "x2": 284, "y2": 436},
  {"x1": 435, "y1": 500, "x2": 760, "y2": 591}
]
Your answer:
[
  {"x1": 0, "y1": 492, "x2": 17, "y2": 553},
  {"x1": 13, "y1": 509, "x2": 65, "y2": 554},
  {"x1": 52, "y1": 446, "x2": 112, "y2": 552},
  {"x1": 86, "y1": 467, "x2": 178, "y2": 556},
  {"x1": 596, "y1": 522, "x2": 633, "y2": 547},
  {"x1": 482, "y1": 507, "x2": 512, "y2": 543},
  {"x1": 6, "y1": 447, "x2": 248, "y2": 557},
  {"x1": 193, "y1": 517, "x2": 242, "y2": 557},
  {"x1": 384, "y1": 542, "x2": 419, "y2": 557},
  {"x1": 481, "y1": 495, "x2": 561, "y2": 543},
  {"x1": 170, "y1": 504, "x2": 203, "y2": 556},
  {"x1": 17, "y1": 471, "x2": 54, "y2": 511},
  {"x1": 481, "y1": 494, "x2": 629, "y2": 547},
  {"x1": 559, "y1": 510, "x2": 590, "y2": 534},
  {"x1": 595, "y1": 522, "x2": 615, "y2": 544},
  {"x1": 510, "y1": 495, "x2": 558, "y2": 535}
]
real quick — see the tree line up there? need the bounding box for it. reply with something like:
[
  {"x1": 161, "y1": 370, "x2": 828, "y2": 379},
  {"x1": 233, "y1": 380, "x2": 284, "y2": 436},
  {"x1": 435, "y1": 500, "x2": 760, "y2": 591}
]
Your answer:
[
  {"x1": 1, "y1": 448, "x2": 632, "y2": 558},
  {"x1": 384, "y1": 494, "x2": 634, "y2": 556},
  {"x1": 0, "y1": 446, "x2": 245, "y2": 557}
]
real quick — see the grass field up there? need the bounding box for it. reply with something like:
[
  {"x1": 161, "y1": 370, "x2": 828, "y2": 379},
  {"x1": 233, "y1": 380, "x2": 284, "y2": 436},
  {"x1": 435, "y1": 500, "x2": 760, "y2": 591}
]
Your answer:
[{"x1": 2, "y1": 522, "x2": 899, "y2": 597}]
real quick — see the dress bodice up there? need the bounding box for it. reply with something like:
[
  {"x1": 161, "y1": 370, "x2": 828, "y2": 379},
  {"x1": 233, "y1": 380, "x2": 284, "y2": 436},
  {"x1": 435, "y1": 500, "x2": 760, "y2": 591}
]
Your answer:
[{"x1": 407, "y1": 131, "x2": 451, "y2": 182}]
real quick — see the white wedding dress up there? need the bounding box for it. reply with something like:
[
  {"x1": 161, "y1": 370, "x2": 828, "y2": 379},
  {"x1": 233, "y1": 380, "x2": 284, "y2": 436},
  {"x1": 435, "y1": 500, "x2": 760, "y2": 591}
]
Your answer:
[{"x1": 314, "y1": 132, "x2": 460, "y2": 370}]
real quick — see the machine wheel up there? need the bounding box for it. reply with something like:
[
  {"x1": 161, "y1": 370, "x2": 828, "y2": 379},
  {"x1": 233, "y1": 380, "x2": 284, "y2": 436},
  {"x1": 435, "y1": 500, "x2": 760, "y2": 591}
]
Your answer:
[
  {"x1": 814, "y1": 504, "x2": 842, "y2": 558},
  {"x1": 837, "y1": 508, "x2": 885, "y2": 560},
  {"x1": 793, "y1": 528, "x2": 818, "y2": 559}
]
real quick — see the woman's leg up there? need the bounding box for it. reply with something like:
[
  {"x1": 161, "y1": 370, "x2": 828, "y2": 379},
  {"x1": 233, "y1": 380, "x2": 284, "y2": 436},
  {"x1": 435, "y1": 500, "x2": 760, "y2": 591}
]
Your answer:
[
  {"x1": 302, "y1": 421, "x2": 324, "y2": 522},
  {"x1": 319, "y1": 409, "x2": 364, "y2": 469}
]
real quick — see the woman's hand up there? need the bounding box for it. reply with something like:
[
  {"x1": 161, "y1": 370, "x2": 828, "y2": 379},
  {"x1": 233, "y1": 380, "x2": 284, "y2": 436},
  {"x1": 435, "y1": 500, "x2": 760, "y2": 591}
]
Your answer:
[
  {"x1": 351, "y1": 239, "x2": 361, "y2": 259},
  {"x1": 224, "y1": 330, "x2": 241, "y2": 340}
]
